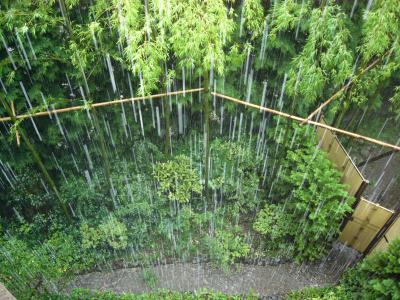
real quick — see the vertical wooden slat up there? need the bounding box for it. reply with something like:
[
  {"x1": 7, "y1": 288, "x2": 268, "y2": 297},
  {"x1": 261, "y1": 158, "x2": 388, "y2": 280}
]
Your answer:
[
  {"x1": 365, "y1": 211, "x2": 400, "y2": 255},
  {"x1": 339, "y1": 198, "x2": 393, "y2": 252}
]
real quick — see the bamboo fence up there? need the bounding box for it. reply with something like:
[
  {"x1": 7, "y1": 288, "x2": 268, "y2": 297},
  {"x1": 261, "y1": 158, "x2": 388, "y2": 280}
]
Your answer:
[
  {"x1": 0, "y1": 88, "x2": 204, "y2": 122},
  {"x1": 212, "y1": 92, "x2": 400, "y2": 152},
  {"x1": 0, "y1": 88, "x2": 399, "y2": 152}
]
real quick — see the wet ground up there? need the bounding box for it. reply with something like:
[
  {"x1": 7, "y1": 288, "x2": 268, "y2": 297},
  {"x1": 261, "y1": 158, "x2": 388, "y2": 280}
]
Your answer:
[{"x1": 65, "y1": 242, "x2": 359, "y2": 298}]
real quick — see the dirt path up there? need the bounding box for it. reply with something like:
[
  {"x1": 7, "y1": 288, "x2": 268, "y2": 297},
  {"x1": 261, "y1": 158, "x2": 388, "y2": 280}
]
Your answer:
[{"x1": 66, "y1": 243, "x2": 359, "y2": 298}]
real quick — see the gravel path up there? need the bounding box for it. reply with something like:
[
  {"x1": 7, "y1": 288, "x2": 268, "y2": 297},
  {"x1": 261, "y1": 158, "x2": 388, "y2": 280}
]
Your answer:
[{"x1": 66, "y1": 243, "x2": 359, "y2": 297}]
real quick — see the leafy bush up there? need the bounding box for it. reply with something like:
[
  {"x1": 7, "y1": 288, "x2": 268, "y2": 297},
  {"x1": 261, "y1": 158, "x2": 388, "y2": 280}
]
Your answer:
[
  {"x1": 81, "y1": 217, "x2": 128, "y2": 250},
  {"x1": 340, "y1": 238, "x2": 400, "y2": 299},
  {"x1": 205, "y1": 226, "x2": 250, "y2": 272},
  {"x1": 38, "y1": 288, "x2": 259, "y2": 299},
  {"x1": 0, "y1": 231, "x2": 94, "y2": 299},
  {"x1": 154, "y1": 155, "x2": 202, "y2": 203},
  {"x1": 289, "y1": 238, "x2": 400, "y2": 299},
  {"x1": 209, "y1": 139, "x2": 262, "y2": 212},
  {"x1": 141, "y1": 268, "x2": 158, "y2": 289},
  {"x1": 255, "y1": 124, "x2": 354, "y2": 261}
]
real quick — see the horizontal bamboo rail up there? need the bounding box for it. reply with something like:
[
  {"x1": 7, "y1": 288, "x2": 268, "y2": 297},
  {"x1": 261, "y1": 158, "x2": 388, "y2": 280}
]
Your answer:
[
  {"x1": 0, "y1": 88, "x2": 204, "y2": 122},
  {"x1": 212, "y1": 92, "x2": 400, "y2": 152},
  {"x1": 1, "y1": 87, "x2": 398, "y2": 152}
]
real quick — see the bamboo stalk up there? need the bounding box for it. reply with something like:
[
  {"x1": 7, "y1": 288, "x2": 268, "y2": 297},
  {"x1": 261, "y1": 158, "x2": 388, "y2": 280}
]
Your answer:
[
  {"x1": 203, "y1": 71, "x2": 211, "y2": 193},
  {"x1": 212, "y1": 92, "x2": 400, "y2": 152},
  {"x1": 0, "y1": 88, "x2": 204, "y2": 123},
  {"x1": 303, "y1": 54, "x2": 387, "y2": 124},
  {"x1": 11, "y1": 100, "x2": 20, "y2": 146},
  {"x1": 0, "y1": 98, "x2": 71, "y2": 219}
]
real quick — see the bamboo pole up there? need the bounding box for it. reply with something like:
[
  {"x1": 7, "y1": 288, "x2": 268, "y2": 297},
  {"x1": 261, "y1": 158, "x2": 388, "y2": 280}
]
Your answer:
[
  {"x1": 1, "y1": 98, "x2": 71, "y2": 219},
  {"x1": 11, "y1": 100, "x2": 20, "y2": 146},
  {"x1": 0, "y1": 88, "x2": 204, "y2": 123},
  {"x1": 303, "y1": 54, "x2": 387, "y2": 124},
  {"x1": 203, "y1": 71, "x2": 211, "y2": 193},
  {"x1": 212, "y1": 92, "x2": 400, "y2": 152},
  {"x1": 164, "y1": 89, "x2": 172, "y2": 156}
]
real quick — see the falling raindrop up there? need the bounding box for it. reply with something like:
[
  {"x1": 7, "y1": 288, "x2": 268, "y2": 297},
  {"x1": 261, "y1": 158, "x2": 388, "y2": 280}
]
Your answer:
[
  {"x1": 106, "y1": 53, "x2": 117, "y2": 93},
  {"x1": 15, "y1": 30, "x2": 31, "y2": 70},
  {"x1": 1, "y1": 34, "x2": 17, "y2": 70}
]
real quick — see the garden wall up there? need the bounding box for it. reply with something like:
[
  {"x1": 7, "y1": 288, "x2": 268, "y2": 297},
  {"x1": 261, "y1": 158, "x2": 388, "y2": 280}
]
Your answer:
[
  {"x1": 315, "y1": 119, "x2": 399, "y2": 253},
  {"x1": 371, "y1": 214, "x2": 400, "y2": 253},
  {"x1": 316, "y1": 119, "x2": 367, "y2": 197},
  {"x1": 339, "y1": 198, "x2": 393, "y2": 252}
]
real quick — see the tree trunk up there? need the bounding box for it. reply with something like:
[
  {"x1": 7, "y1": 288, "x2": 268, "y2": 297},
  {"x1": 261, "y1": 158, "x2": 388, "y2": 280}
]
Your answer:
[
  {"x1": 1, "y1": 99, "x2": 71, "y2": 220},
  {"x1": 203, "y1": 71, "x2": 211, "y2": 194},
  {"x1": 164, "y1": 95, "x2": 171, "y2": 156}
]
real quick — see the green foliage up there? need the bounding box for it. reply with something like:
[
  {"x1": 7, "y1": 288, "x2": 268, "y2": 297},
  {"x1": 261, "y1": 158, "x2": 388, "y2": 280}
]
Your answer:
[
  {"x1": 361, "y1": 0, "x2": 400, "y2": 62},
  {"x1": 114, "y1": 0, "x2": 167, "y2": 95},
  {"x1": 289, "y1": 238, "x2": 400, "y2": 299},
  {"x1": 390, "y1": 85, "x2": 400, "y2": 120},
  {"x1": 169, "y1": 0, "x2": 235, "y2": 75},
  {"x1": 40, "y1": 288, "x2": 259, "y2": 299},
  {"x1": 241, "y1": 0, "x2": 265, "y2": 39},
  {"x1": 4, "y1": 170, "x2": 53, "y2": 214},
  {"x1": 288, "y1": 286, "x2": 343, "y2": 300},
  {"x1": 0, "y1": 231, "x2": 94, "y2": 299},
  {"x1": 141, "y1": 268, "x2": 158, "y2": 289},
  {"x1": 286, "y1": 4, "x2": 353, "y2": 114},
  {"x1": 205, "y1": 226, "x2": 250, "y2": 271},
  {"x1": 209, "y1": 138, "x2": 262, "y2": 212},
  {"x1": 340, "y1": 238, "x2": 400, "y2": 299},
  {"x1": 154, "y1": 155, "x2": 201, "y2": 203},
  {"x1": 81, "y1": 217, "x2": 128, "y2": 250},
  {"x1": 254, "y1": 124, "x2": 354, "y2": 261}
]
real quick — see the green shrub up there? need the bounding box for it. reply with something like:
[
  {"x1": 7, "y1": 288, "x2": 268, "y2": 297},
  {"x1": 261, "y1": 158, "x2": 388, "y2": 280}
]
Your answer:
[
  {"x1": 81, "y1": 217, "x2": 128, "y2": 250},
  {"x1": 255, "y1": 124, "x2": 354, "y2": 261},
  {"x1": 0, "y1": 232, "x2": 94, "y2": 299},
  {"x1": 289, "y1": 238, "x2": 400, "y2": 299},
  {"x1": 340, "y1": 238, "x2": 400, "y2": 299},
  {"x1": 209, "y1": 139, "x2": 262, "y2": 212},
  {"x1": 37, "y1": 288, "x2": 259, "y2": 299},
  {"x1": 141, "y1": 268, "x2": 158, "y2": 289},
  {"x1": 205, "y1": 226, "x2": 250, "y2": 272},
  {"x1": 154, "y1": 155, "x2": 202, "y2": 203}
]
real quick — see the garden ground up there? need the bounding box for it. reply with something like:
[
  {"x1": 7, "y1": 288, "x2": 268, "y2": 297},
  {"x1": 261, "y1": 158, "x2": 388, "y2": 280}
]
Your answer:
[{"x1": 66, "y1": 243, "x2": 359, "y2": 298}]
